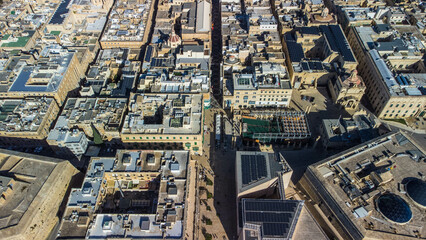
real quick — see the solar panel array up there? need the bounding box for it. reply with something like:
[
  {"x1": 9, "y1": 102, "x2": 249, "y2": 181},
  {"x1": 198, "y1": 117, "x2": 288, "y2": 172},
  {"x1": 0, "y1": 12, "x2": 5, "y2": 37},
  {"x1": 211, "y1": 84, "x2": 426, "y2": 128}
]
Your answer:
[
  {"x1": 285, "y1": 41, "x2": 305, "y2": 63},
  {"x1": 49, "y1": 0, "x2": 72, "y2": 25},
  {"x1": 319, "y1": 25, "x2": 356, "y2": 62},
  {"x1": 243, "y1": 199, "x2": 299, "y2": 238},
  {"x1": 144, "y1": 45, "x2": 153, "y2": 62},
  {"x1": 245, "y1": 201, "x2": 297, "y2": 212},
  {"x1": 301, "y1": 61, "x2": 324, "y2": 71},
  {"x1": 241, "y1": 154, "x2": 267, "y2": 186}
]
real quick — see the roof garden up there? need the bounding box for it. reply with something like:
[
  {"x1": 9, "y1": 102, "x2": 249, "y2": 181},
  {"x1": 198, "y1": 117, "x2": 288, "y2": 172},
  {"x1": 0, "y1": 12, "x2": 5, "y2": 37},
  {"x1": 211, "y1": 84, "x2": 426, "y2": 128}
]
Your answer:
[
  {"x1": 241, "y1": 111, "x2": 311, "y2": 142},
  {"x1": 1, "y1": 37, "x2": 30, "y2": 48}
]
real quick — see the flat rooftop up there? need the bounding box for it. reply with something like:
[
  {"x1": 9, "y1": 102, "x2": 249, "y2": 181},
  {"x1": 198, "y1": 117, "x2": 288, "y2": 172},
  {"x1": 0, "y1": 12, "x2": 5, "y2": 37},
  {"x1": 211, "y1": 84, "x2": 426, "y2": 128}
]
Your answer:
[
  {"x1": 6, "y1": 46, "x2": 74, "y2": 93},
  {"x1": 236, "y1": 151, "x2": 291, "y2": 195},
  {"x1": 241, "y1": 198, "x2": 304, "y2": 240},
  {"x1": 342, "y1": 7, "x2": 375, "y2": 22},
  {"x1": 59, "y1": 150, "x2": 189, "y2": 239},
  {"x1": 101, "y1": 0, "x2": 151, "y2": 42},
  {"x1": 306, "y1": 132, "x2": 426, "y2": 239},
  {"x1": 113, "y1": 150, "x2": 188, "y2": 178},
  {"x1": 0, "y1": 149, "x2": 76, "y2": 239},
  {"x1": 48, "y1": 0, "x2": 72, "y2": 25},
  {"x1": 87, "y1": 214, "x2": 183, "y2": 239},
  {"x1": 355, "y1": 26, "x2": 425, "y2": 97},
  {"x1": 141, "y1": 69, "x2": 210, "y2": 93},
  {"x1": 319, "y1": 25, "x2": 356, "y2": 63},
  {"x1": 67, "y1": 157, "x2": 115, "y2": 208},
  {"x1": 241, "y1": 111, "x2": 311, "y2": 141},
  {"x1": 62, "y1": 97, "x2": 127, "y2": 132},
  {"x1": 122, "y1": 94, "x2": 202, "y2": 135},
  {"x1": 0, "y1": 98, "x2": 55, "y2": 133}
]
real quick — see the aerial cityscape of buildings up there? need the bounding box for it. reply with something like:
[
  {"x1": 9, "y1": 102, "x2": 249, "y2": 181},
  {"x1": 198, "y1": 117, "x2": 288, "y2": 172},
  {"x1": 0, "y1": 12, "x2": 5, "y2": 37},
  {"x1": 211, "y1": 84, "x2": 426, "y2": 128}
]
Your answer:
[{"x1": 0, "y1": 0, "x2": 424, "y2": 239}]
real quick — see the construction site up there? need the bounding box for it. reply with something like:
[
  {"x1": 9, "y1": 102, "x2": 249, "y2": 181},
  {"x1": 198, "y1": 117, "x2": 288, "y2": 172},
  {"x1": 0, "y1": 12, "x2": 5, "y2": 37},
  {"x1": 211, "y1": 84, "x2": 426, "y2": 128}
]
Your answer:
[{"x1": 238, "y1": 110, "x2": 311, "y2": 143}]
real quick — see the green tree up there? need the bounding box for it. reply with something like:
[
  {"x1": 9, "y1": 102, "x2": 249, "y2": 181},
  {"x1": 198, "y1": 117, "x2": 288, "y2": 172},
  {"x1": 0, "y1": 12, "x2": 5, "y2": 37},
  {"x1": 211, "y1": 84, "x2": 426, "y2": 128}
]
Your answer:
[{"x1": 92, "y1": 125, "x2": 104, "y2": 145}]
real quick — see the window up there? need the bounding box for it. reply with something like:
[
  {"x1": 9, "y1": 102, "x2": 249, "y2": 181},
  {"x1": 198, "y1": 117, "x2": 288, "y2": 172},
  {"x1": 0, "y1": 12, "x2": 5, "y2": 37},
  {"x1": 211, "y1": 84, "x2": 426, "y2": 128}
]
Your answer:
[
  {"x1": 390, "y1": 104, "x2": 393, "y2": 107},
  {"x1": 249, "y1": 101, "x2": 255, "y2": 104},
  {"x1": 396, "y1": 104, "x2": 399, "y2": 107}
]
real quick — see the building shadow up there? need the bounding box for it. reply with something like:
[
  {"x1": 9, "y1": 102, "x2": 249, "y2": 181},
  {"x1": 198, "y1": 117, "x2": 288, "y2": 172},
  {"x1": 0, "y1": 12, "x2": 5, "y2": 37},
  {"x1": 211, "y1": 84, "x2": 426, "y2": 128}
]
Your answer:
[{"x1": 210, "y1": 147, "x2": 238, "y2": 239}]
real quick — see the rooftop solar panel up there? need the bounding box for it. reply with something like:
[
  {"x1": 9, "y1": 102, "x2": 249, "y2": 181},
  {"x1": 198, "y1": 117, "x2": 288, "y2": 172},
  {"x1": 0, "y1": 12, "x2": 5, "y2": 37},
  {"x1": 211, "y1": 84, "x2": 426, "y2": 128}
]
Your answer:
[
  {"x1": 242, "y1": 199, "x2": 303, "y2": 239},
  {"x1": 246, "y1": 212, "x2": 292, "y2": 223},
  {"x1": 241, "y1": 155, "x2": 268, "y2": 186},
  {"x1": 263, "y1": 223, "x2": 289, "y2": 236},
  {"x1": 297, "y1": 26, "x2": 320, "y2": 35},
  {"x1": 145, "y1": 45, "x2": 153, "y2": 62},
  {"x1": 320, "y1": 25, "x2": 356, "y2": 63},
  {"x1": 245, "y1": 201, "x2": 297, "y2": 212},
  {"x1": 49, "y1": 0, "x2": 72, "y2": 25},
  {"x1": 286, "y1": 41, "x2": 305, "y2": 63}
]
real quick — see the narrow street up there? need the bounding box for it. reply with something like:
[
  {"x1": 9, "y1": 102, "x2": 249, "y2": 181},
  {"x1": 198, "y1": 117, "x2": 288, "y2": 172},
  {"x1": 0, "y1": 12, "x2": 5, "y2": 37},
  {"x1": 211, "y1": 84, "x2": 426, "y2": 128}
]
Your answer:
[{"x1": 192, "y1": 108, "x2": 237, "y2": 240}]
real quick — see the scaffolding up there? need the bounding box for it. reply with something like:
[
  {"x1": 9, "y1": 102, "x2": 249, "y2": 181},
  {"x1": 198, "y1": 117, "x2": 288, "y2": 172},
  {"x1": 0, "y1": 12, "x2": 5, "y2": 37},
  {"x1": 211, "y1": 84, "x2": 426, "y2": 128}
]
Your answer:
[{"x1": 241, "y1": 110, "x2": 311, "y2": 142}]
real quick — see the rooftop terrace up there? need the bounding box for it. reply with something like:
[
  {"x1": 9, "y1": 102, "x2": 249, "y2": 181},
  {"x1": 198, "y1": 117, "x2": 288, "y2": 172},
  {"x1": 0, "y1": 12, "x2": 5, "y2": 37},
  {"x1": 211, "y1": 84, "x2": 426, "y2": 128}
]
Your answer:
[
  {"x1": 241, "y1": 111, "x2": 311, "y2": 142},
  {"x1": 306, "y1": 132, "x2": 426, "y2": 239},
  {"x1": 101, "y1": 0, "x2": 151, "y2": 42},
  {"x1": 5, "y1": 46, "x2": 75, "y2": 93},
  {"x1": 62, "y1": 97, "x2": 127, "y2": 132},
  {"x1": 122, "y1": 94, "x2": 202, "y2": 135},
  {"x1": 0, "y1": 98, "x2": 55, "y2": 133},
  {"x1": 61, "y1": 150, "x2": 188, "y2": 239}
]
